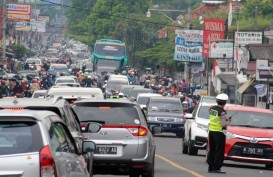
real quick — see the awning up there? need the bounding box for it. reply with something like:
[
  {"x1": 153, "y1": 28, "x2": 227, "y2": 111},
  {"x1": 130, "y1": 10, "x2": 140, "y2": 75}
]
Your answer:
[
  {"x1": 218, "y1": 73, "x2": 236, "y2": 85},
  {"x1": 237, "y1": 78, "x2": 255, "y2": 94}
]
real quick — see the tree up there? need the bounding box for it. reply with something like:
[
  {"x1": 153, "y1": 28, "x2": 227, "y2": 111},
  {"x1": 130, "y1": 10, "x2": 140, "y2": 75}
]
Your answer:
[{"x1": 9, "y1": 44, "x2": 27, "y2": 60}]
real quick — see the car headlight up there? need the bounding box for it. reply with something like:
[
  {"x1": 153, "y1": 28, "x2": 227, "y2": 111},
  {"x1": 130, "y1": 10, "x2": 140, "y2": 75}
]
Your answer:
[
  {"x1": 225, "y1": 131, "x2": 235, "y2": 139},
  {"x1": 147, "y1": 117, "x2": 157, "y2": 121},
  {"x1": 196, "y1": 123, "x2": 208, "y2": 131},
  {"x1": 175, "y1": 118, "x2": 184, "y2": 123}
]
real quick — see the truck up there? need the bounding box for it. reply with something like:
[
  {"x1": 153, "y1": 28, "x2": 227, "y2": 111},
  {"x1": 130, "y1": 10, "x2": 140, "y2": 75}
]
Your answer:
[{"x1": 91, "y1": 39, "x2": 128, "y2": 75}]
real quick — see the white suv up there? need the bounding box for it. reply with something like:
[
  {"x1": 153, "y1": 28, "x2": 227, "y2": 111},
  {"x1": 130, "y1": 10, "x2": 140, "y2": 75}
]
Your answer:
[{"x1": 183, "y1": 102, "x2": 214, "y2": 155}]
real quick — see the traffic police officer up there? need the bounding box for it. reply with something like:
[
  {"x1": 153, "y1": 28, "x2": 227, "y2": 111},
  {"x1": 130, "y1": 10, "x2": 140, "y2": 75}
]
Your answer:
[{"x1": 207, "y1": 93, "x2": 230, "y2": 174}]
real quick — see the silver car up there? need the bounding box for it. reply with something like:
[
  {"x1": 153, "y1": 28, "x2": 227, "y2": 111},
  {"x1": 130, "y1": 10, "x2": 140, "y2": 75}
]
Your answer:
[
  {"x1": 0, "y1": 109, "x2": 98, "y2": 177},
  {"x1": 73, "y1": 99, "x2": 160, "y2": 177}
]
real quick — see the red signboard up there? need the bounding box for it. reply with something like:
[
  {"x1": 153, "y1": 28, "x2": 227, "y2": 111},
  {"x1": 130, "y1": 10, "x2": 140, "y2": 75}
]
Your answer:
[{"x1": 202, "y1": 19, "x2": 225, "y2": 58}]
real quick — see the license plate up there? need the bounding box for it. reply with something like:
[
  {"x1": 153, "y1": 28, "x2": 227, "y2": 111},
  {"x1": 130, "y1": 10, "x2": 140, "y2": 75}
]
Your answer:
[
  {"x1": 161, "y1": 124, "x2": 170, "y2": 128},
  {"x1": 95, "y1": 146, "x2": 117, "y2": 154},
  {"x1": 243, "y1": 147, "x2": 264, "y2": 155}
]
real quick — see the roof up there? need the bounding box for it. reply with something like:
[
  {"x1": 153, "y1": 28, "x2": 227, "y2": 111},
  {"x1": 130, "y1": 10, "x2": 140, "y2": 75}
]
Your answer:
[
  {"x1": 137, "y1": 93, "x2": 162, "y2": 97},
  {"x1": 0, "y1": 97, "x2": 67, "y2": 108},
  {"x1": 225, "y1": 106, "x2": 273, "y2": 114},
  {"x1": 120, "y1": 85, "x2": 143, "y2": 88},
  {"x1": 150, "y1": 97, "x2": 181, "y2": 101},
  {"x1": 218, "y1": 73, "x2": 236, "y2": 85},
  {"x1": 48, "y1": 87, "x2": 102, "y2": 94},
  {"x1": 0, "y1": 110, "x2": 59, "y2": 120},
  {"x1": 74, "y1": 98, "x2": 137, "y2": 105},
  {"x1": 248, "y1": 44, "x2": 273, "y2": 60}
]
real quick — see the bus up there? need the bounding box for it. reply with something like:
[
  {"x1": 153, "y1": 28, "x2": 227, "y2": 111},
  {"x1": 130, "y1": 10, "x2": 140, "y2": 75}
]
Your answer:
[{"x1": 91, "y1": 39, "x2": 128, "y2": 75}]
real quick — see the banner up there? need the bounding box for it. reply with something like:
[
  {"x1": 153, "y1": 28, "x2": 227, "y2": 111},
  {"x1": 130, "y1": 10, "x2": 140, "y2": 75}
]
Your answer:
[
  {"x1": 31, "y1": 20, "x2": 46, "y2": 32},
  {"x1": 38, "y1": 16, "x2": 50, "y2": 22},
  {"x1": 6, "y1": 3, "x2": 32, "y2": 22},
  {"x1": 202, "y1": 19, "x2": 225, "y2": 58},
  {"x1": 210, "y1": 41, "x2": 233, "y2": 59},
  {"x1": 254, "y1": 84, "x2": 267, "y2": 97},
  {"x1": 15, "y1": 22, "x2": 31, "y2": 31},
  {"x1": 174, "y1": 30, "x2": 203, "y2": 62}
]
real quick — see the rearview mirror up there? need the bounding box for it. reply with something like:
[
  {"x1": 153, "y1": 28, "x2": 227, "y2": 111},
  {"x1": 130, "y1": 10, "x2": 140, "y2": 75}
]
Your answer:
[
  {"x1": 184, "y1": 113, "x2": 193, "y2": 119},
  {"x1": 86, "y1": 122, "x2": 101, "y2": 133},
  {"x1": 82, "y1": 141, "x2": 96, "y2": 154}
]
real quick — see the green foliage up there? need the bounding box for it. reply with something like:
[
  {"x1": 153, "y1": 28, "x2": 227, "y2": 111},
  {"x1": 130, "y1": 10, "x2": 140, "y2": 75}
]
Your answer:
[{"x1": 8, "y1": 44, "x2": 27, "y2": 59}]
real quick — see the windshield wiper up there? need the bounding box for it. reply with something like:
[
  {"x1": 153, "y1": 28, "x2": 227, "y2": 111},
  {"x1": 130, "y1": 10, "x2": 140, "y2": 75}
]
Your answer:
[
  {"x1": 260, "y1": 127, "x2": 273, "y2": 129},
  {"x1": 81, "y1": 120, "x2": 105, "y2": 124}
]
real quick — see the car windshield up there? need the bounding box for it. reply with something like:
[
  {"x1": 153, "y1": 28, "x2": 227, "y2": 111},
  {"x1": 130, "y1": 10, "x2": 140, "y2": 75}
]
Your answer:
[
  {"x1": 119, "y1": 87, "x2": 135, "y2": 96},
  {"x1": 228, "y1": 111, "x2": 273, "y2": 128},
  {"x1": 19, "y1": 71, "x2": 38, "y2": 77},
  {"x1": 149, "y1": 100, "x2": 183, "y2": 113},
  {"x1": 73, "y1": 103, "x2": 140, "y2": 125},
  {"x1": 56, "y1": 79, "x2": 75, "y2": 84},
  {"x1": 137, "y1": 96, "x2": 150, "y2": 105},
  {"x1": 198, "y1": 106, "x2": 273, "y2": 129},
  {"x1": 33, "y1": 92, "x2": 46, "y2": 98},
  {"x1": 26, "y1": 59, "x2": 41, "y2": 64},
  {"x1": 107, "y1": 80, "x2": 128, "y2": 87},
  {"x1": 95, "y1": 44, "x2": 125, "y2": 57},
  {"x1": 128, "y1": 89, "x2": 151, "y2": 99},
  {"x1": 0, "y1": 120, "x2": 43, "y2": 155}
]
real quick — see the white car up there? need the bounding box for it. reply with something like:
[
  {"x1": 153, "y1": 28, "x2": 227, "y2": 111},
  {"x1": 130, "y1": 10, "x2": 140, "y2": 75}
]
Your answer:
[
  {"x1": 136, "y1": 93, "x2": 162, "y2": 109},
  {"x1": 46, "y1": 87, "x2": 104, "y2": 103},
  {"x1": 25, "y1": 58, "x2": 42, "y2": 71},
  {"x1": 54, "y1": 76, "x2": 77, "y2": 85},
  {"x1": 183, "y1": 100, "x2": 239, "y2": 155},
  {"x1": 108, "y1": 74, "x2": 128, "y2": 81},
  {"x1": 31, "y1": 90, "x2": 47, "y2": 98}
]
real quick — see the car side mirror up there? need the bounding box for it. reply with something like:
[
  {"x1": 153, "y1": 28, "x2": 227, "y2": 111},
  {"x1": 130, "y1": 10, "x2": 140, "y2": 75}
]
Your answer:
[
  {"x1": 82, "y1": 140, "x2": 96, "y2": 154},
  {"x1": 85, "y1": 122, "x2": 101, "y2": 133},
  {"x1": 184, "y1": 113, "x2": 194, "y2": 119}
]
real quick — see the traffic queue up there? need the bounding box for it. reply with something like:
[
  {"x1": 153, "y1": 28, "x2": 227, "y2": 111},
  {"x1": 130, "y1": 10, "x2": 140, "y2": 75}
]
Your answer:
[{"x1": 0, "y1": 34, "x2": 273, "y2": 177}]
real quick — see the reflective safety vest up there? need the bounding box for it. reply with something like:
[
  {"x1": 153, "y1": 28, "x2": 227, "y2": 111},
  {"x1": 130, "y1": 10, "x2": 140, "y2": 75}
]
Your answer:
[{"x1": 209, "y1": 109, "x2": 222, "y2": 131}]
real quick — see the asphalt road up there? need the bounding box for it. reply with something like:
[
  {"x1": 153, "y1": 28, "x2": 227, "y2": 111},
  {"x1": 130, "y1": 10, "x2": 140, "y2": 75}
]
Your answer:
[{"x1": 95, "y1": 133, "x2": 273, "y2": 177}]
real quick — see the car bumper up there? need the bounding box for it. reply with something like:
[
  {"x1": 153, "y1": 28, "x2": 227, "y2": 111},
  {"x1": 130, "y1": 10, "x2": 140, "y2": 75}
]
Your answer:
[
  {"x1": 147, "y1": 121, "x2": 184, "y2": 133},
  {"x1": 194, "y1": 136, "x2": 207, "y2": 149},
  {"x1": 93, "y1": 160, "x2": 153, "y2": 175},
  {"x1": 225, "y1": 139, "x2": 273, "y2": 164}
]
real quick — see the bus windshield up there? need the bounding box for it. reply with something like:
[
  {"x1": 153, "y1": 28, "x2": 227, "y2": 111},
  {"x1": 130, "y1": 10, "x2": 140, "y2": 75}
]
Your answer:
[{"x1": 95, "y1": 44, "x2": 125, "y2": 57}]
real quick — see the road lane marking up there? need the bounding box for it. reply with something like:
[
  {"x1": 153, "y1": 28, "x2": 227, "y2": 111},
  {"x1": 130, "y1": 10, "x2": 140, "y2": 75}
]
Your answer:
[{"x1": 155, "y1": 154, "x2": 204, "y2": 177}]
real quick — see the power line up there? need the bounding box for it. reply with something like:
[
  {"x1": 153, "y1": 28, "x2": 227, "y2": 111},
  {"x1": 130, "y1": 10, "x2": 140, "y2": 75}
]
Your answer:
[{"x1": 40, "y1": 0, "x2": 187, "y2": 29}]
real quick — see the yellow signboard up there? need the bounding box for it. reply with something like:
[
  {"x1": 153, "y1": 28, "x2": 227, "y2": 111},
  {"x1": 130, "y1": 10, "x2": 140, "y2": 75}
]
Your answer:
[{"x1": 7, "y1": 14, "x2": 31, "y2": 22}]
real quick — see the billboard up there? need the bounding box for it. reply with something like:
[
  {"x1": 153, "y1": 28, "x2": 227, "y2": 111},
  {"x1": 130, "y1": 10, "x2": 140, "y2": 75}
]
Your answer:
[
  {"x1": 210, "y1": 40, "x2": 233, "y2": 59},
  {"x1": 18, "y1": 0, "x2": 62, "y2": 4},
  {"x1": 202, "y1": 19, "x2": 225, "y2": 58},
  {"x1": 15, "y1": 22, "x2": 31, "y2": 31},
  {"x1": 38, "y1": 16, "x2": 50, "y2": 22},
  {"x1": 31, "y1": 20, "x2": 46, "y2": 32},
  {"x1": 174, "y1": 30, "x2": 203, "y2": 62},
  {"x1": 6, "y1": 3, "x2": 32, "y2": 22}
]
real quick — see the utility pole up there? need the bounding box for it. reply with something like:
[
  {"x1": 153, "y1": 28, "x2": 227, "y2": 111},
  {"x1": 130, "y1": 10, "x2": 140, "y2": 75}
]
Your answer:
[
  {"x1": 185, "y1": 6, "x2": 192, "y2": 93},
  {"x1": 2, "y1": 0, "x2": 6, "y2": 62}
]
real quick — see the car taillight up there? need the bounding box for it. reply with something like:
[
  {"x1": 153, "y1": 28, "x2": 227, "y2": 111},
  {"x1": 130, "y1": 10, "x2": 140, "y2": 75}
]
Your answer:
[
  {"x1": 40, "y1": 145, "x2": 57, "y2": 177},
  {"x1": 102, "y1": 125, "x2": 148, "y2": 136}
]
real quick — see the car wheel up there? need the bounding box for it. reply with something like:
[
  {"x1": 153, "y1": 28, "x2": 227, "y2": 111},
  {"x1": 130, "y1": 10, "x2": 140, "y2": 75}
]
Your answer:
[
  {"x1": 182, "y1": 138, "x2": 188, "y2": 154},
  {"x1": 265, "y1": 164, "x2": 273, "y2": 169},
  {"x1": 142, "y1": 157, "x2": 155, "y2": 177},
  {"x1": 188, "y1": 134, "x2": 198, "y2": 155},
  {"x1": 176, "y1": 131, "x2": 184, "y2": 138}
]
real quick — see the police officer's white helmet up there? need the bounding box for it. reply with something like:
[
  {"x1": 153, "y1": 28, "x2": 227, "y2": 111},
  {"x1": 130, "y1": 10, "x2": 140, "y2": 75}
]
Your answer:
[{"x1": 216, "y1": 93, "x2": 229, "y2": 101}]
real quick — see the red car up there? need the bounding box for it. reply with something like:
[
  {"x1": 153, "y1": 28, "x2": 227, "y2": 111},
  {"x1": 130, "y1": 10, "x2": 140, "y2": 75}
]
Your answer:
[{"x1": 224, "y1": 106, "x2": 273, "y2": 169}]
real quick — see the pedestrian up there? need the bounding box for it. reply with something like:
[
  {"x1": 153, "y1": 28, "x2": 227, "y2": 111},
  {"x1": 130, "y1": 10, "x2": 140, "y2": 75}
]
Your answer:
[{"x1": 207, "y1": 93, "x2": 230, "y2": 174}]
